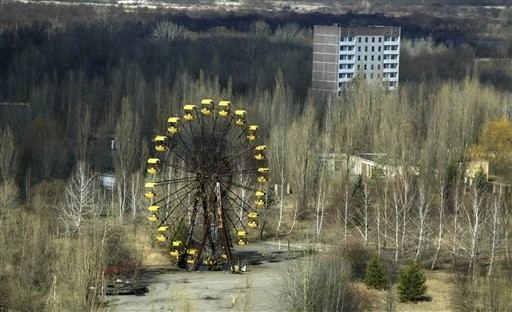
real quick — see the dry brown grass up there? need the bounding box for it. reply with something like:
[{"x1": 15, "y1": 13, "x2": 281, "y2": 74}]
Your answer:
[{"x1": 361, "y1": 270, "x2": 454, "y2": 312}]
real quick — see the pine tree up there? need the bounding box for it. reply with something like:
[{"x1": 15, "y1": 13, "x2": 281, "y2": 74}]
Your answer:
[
  {"x1": 364, "y1": 255, "x2": 388, "y2": 290},
  {"x1": 397, "y1": 261, "x2": 427, "y2": 302}
]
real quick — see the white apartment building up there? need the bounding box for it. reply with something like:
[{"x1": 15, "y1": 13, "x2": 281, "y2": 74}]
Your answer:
[{"x1": 312, "y1": 25, "x2": 401, "y2": 95}]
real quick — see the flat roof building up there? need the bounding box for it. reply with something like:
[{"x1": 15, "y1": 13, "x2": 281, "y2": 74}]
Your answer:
[{"x1": 312, "y1": 25, "x2": 401, "y2": 95}]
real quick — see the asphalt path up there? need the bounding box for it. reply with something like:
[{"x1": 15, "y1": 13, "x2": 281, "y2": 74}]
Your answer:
[{"x1": 105, "y1": 242, "x2": 305, "y2": 312}]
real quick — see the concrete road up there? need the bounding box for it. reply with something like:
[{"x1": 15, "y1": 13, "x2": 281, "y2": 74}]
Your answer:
[{"x1": 104, "y1": 242, "x2": 301, "y2": 312}]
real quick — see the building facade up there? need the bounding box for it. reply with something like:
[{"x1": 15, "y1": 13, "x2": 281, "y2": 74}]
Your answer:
[{"x1": 312, "y1": 25, "x2": 401, "y2": 95}]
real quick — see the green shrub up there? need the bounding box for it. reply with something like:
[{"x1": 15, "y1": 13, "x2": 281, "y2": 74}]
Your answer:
[
  {"x1": 364, "y1": 255, "x2": 388, "y2": 290},
  {"x1": 397, "y1": 261, "x2": 427, "y2": 302}
]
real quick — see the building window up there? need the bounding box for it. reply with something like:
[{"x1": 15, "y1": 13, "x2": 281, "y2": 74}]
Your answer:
[
  {"x1": 358, "y1": 46, "x2": 361, "y2": 52},
  {"x1": 365, "y1": 37, "x2": 368, "y2": 42},
  {"x1": 358, "y1": 37, "x2": 362, "y2": 42},
  {"x1": 378, "y1": 46, "x2": 381, "y2": 52},
  {"x1": 357, "y1": 64, "x2": 361, "y2": 70},
  {"x1": 372, "y1": 37, "x2": 375, "y2": 43},
  {"x1": 371, "y1": 55, "x2": 374, "y2": 61},
  {"x1": 364, "y1": 55, "x2": 367, "y2": 61},
  {"x1": 379, "y1": 37, "x2": 382, "y2": 43},
  {"x1": 364, "y1": 64, "x2": 367, "y2": 70},
  {"x1": 371, "y1": 64, "x2": 374, "y2": 70},
  {"x1": 358, "y1": 55, "x2": 360, "y2": 61},
  {"x1": 378, "y1": 55, "x2": 381, "y2": 61},
  {"x1": 377, "y1": 64, "x2": 380, "y2": 69},
  {"x1": 364, "y1": 46, "x2": 368, "y2": 52}
]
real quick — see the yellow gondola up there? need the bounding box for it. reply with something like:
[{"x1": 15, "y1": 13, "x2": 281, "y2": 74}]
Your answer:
[
  {"x1": 146, "y1": 158, "x2": 160, "y2": 174},
  {"x1": 218, "y1": 100, "x2": 231, "y2": 117},
  {"x1": 154, "y1": 135, "x2": 168, "y2": 152},
  {"x1": 255, "y1": 190, "x2": 266, "y2": 197},
  {"x1": 234, "y1": 110, "x2": 246, "y2": 126},
  {"x1": 156, "y1": 234, "x2": 168, "y2": 242},
  {"x1": 148, "y1": 214, "x2": 159, "y2": 222},
  {"x1": 255, "y1": 198, "x2": 265, "y2": 206},
  {"x1": 201, "y1": 99, "x2": 214, "y2": 115},
  {"x1": 187, "y1": 248, "x2": 198, "y2": 255},
  {"x1": 144, "y1": 182, "x2": 158, "y2": 198},
  {"x1": 183, "y1": 104, "x2": 196, "y2": 121},
  {"x1": 258, "y1": 176, "x2": 269, "y2": 183},
  {"x1": 148, "y1": 205, "x2": 160, "y2": 211},
  {"x1": 157, "y1": 225, "x2": 169, "y2": 231},
  {"x1": 254, "y1": 145, "x2": 267, "y2": 161},
  {"x1": 237, "y1": 230, "x2": 248, "y2": 245},
  {"x1": 170, "y1": 250, "x2": 181, "y2": 257},
  {"x1": 167, "y1": 117, "x2": 180, "y2": 134},
  {"x1": 203, "y1": 258, "x2": 216, "y2": 266},
  {"x1": 248, "y1": 220, "x2": 258, "y2": 228},
  {"x1": 247, "y1": 125, "x2": 258, "y2": 141},
  {"x1": 248, "y1": 212, "x2": 259, "y2": 218},
  {"x1": 172, "y1": 240, "x2": 183, "y2": 247}
]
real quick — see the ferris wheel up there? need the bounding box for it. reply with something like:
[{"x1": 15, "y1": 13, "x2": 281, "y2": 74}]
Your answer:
[{"x1": 144, "y1": 99, "x2": 269, "y2": 271}]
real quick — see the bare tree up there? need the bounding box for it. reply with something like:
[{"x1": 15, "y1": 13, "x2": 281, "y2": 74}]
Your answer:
[
  {"x1": 0, "y1": 126, "x2": 18, "y2": 183},
  {"x1": 431, "y1": 180, "x2": 447, "y2": 270},
  {"x1": 464, "y1": 185, "x2": 487, "y2": 273},
  {"x1": 151, "y1": 21, "x2": 188, "y2": 41},
  {"x1": 314, "y1": 163, "x2": 328, "y2": 238},
  {"x1": 487, "y1": 189, "x2": 506, "y2": 276},
  {"x1": 267, "y1": 71, "x2": 295, "y2": 235},
  {"x1": 415, "y1": 180, "x2": 431, "y2": 261},
  {"x1": 286, "y1": 102, "x2": 320, "y2": 220},
  {"x1": 114, "y1": 97, "x2": 143, "y2": 221},
  {"x1": 352, "y1": 177, "x2": 371, "y2": 247},
  {"x1": 59, "y1": 161, "x2": 99, "y2": 234}
]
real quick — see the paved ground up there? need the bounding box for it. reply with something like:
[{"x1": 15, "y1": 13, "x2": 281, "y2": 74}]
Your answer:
[{"x1": 104, "y1": 242, "x2": 304, "y2": 312}]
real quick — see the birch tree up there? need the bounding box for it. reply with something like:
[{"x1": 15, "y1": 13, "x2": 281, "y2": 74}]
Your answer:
[
  {"x1": 414, "y1": 180, "x2": 431, "y2": 261},
  {"x1": 464, "y1": 184, "x2": 487, "y2": 273},
  {"x1": 267, "y1": 71, "x2": 294, "y2": 235},
  {"x1": 287, "y1": 101, "x2": 319, "y2": 220},
  {"x1": 0, "y1": 126, "x2": 18, "y2": 183},
  {"x1": 487, "y1": 188, "x2": 506, "y2": 276},
  {"x1": 352, "y1": 177, "x2": 371, "y2": 247},
  {"x1": 114, "y1": 97, "x2": 143, "y2": 221},
  {"x1": 59, "y1": 161, "x2": 99, "y2": 234}
]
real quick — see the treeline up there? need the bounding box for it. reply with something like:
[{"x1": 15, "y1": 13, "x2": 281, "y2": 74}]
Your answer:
[{"x1": 0, "y1": 15, "x2": 510, "y2": 183}]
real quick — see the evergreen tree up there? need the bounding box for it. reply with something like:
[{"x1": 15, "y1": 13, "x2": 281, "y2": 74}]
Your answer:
[
  {"x1": 397, "y1": 261, "x2": 428, "y2": 302},
  {"x1": 364, "y1": 255, "x2": 388, "y2": 290}
]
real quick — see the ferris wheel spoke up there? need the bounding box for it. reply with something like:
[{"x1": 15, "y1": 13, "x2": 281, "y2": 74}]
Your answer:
[
  {"x1": 150, "y1": 180, "x2": 198, "y2": 206},
  {"x1": 223, "y1": 191, "x2": 254, "y2": 215}
]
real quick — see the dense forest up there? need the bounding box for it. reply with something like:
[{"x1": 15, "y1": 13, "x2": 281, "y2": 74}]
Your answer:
[{"x1": 1, "y1": 2, "x2": 512, "y2": 311}]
